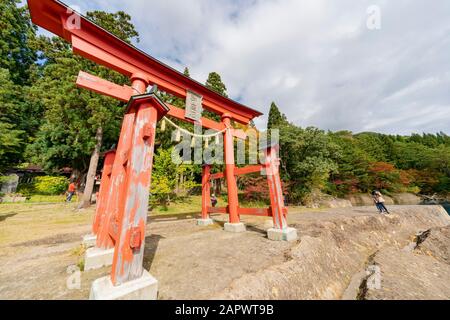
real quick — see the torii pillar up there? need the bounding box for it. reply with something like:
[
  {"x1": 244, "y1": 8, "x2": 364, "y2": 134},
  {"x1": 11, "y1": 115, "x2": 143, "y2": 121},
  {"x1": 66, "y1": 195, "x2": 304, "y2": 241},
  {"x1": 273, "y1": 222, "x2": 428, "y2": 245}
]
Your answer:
[
  {"x1": 264, "y1": 143, "x2": 297, "y2": 241},
  {"x1": 222, "y1": 114, "x2": 246, "y2": 232},
  {"x1": 82, "y1": 149, "x2": 116, "y2": 248},
  {"x1": 90, "y1": 76, "x2": 169, "y2": 299},
  {"x1": 198, "y1": 164, "x2": 214, "y2": 225}
]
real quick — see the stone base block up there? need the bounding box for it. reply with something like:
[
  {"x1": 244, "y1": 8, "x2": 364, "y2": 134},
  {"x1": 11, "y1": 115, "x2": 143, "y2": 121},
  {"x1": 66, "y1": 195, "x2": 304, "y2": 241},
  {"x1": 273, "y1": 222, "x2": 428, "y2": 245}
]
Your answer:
[
  {"x1": 224, "y1": 222, "x2": 246, "y2": 233},
  {"x1": 89, "y1": 270, "x2": 158, "y2": 300},
  {"x1": 82, "y1": 234, "x2": 97, "y2": 248},
  {"x1": 264, "y1": 220, "x2": 274, "y2": 229},
  {"x1": 196, "y1": 218, "x2": 214, "y2": 226},
  {"x1": 267, "y1": 227, "x2": 298, "y2": 241},
  {"x1": 84, "y1": 247, "x2": 114, "y2": 271}
]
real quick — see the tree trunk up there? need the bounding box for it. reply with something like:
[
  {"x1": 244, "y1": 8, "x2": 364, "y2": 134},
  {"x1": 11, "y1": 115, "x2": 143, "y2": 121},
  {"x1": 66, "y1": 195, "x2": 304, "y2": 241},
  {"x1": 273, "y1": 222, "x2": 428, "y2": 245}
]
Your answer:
[
  {"x1": 180, "y1": 172, "x2": 185, "y2": 195},
  {"x1": 78, "y1": 126, "x2": 103, "y2": 209},
  {"x1": 215, "y1": 179, "x2": 222, "y2": 196},
  {"x1": 175, "y1": 173, "x2": 179, "y2": 195}
]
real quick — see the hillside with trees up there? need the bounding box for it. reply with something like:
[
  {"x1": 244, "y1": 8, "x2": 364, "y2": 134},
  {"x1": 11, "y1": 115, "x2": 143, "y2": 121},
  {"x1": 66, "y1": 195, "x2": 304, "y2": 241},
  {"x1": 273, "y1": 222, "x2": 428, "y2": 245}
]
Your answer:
[{"x1": 266, "y1": 103, "x2": 450, "y2": 204}]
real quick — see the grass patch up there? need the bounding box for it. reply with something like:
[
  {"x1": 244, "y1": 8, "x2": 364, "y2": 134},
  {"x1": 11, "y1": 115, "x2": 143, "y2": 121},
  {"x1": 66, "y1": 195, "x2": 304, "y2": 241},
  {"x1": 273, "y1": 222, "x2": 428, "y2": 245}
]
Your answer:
[
  {"x1": 0, "y1": 203, "x2": 94, "y2": 247},
  {"x1": 71, "y1": 245, "x2": 86, "y2": 271},
  {"x1": 151, "y1": 195, "x2": 204, "y2": 215},
  {"x1": 26, "y1": 195, "x2": 78, "y2": 203},
  {"x1": 0, "y1": 194, "x2": 78, "y2": 204},
  {"x1": 150, "y1": 195, "x2": 270, "y2": 215}
]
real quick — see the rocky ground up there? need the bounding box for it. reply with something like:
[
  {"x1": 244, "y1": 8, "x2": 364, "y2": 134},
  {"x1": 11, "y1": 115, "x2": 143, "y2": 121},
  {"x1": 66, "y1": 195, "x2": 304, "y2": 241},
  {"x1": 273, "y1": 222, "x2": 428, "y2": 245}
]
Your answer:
[{"x1": 0, "y1": 203, "x2": 449, "y2": 300}]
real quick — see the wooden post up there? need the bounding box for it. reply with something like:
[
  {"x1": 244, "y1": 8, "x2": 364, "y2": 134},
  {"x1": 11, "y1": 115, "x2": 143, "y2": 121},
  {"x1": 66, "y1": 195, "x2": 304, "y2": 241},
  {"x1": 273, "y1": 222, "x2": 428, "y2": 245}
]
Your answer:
[
  {"x1": 222, "y1": 113, "x2": 240, "y2": 224},
  {"x1": 264, "y1": 144, "x2": 288, "y2": 230},
  {"x1": 110, "y1": 76, "x2": 169, "y2": 286},
  {"x1": 95, "y1": 114, "x2": 136, "y2": 250},
  {"x1": 92, "y1": 150, "x2": 115, "y2": 236},
  {"x1": 201, "y1": 165, "x2": 211, "y2": 220}
]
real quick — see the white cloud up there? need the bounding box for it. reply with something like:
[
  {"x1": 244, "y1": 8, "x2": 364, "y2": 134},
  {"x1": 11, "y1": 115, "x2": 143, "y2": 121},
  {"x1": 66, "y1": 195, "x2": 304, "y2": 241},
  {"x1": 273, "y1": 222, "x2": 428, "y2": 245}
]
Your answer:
[{"x1": 64, "y1": 0, "x2": 450, "y2": 134}]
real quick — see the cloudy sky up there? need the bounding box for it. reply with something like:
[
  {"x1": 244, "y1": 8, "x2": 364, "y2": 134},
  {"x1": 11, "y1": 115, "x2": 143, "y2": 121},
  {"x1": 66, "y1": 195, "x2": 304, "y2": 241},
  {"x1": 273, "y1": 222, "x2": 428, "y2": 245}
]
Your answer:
[{"x1": 38, "y1": 0, "x2": 450, "y2": 134}]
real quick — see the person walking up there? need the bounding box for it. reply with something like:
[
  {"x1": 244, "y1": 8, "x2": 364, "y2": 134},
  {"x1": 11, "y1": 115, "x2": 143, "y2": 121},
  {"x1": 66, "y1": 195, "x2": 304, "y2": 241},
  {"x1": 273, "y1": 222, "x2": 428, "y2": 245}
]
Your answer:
[
  {"x1": 66, "y1": 181, "x2": 76, "y2": 202},
  {"x1": 211, "y1": 194, "x2": 218, "y2": 208},
  {"x1": 371, "y1": 190, "x2": 390, "y2": 214}
]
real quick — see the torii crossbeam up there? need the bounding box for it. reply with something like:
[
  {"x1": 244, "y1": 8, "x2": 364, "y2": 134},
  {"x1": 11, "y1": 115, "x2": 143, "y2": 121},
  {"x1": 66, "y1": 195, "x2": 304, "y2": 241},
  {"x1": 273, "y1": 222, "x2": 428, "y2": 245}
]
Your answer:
[{"x1": 27, "y1": 0, "x2": 297, "y2": 300}]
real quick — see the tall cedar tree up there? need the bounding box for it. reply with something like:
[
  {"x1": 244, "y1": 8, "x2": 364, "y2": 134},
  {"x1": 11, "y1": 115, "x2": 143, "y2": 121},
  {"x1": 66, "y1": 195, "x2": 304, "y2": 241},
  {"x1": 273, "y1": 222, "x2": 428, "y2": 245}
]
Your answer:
[
  {"x1": 28, "y1": 10, "x2": 139, "y2": 208},
  {"x1": 267, "y1": 102, "x2": 287, "y2": 129},
  {"x1": 0, "y1": 0, "x2": 36, "y2": 85},
  {"x1": 0, "y1": 1, "x2": 39, "y2": 171}
]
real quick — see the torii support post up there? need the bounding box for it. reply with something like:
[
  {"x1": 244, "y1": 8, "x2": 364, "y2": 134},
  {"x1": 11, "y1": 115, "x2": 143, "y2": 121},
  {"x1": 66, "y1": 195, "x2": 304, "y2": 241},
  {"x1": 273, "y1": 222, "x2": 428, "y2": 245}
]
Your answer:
[
  {"x1": 111, "y1": 82, "x2": 169, "y2": 286},
  {"x1": 82, "y1": 150, "x2": 116, "y2": 248},
  {"x1": 97, "y1": 114, "x2": 136, "y2": 250},
  {"x1": 197, "y1": 165, "x2": 214, "y2": 226},
  {"x1": 93, "y1": 150, "x2": 116, "y2": 235},
  {"x1": 264, "y1": 144, "x2": 298, "y2": 241},
  {"x1": 222, "y1": 114, "x2": 246, "y2": 233},
  {"x1": 91, "y1": 80, "x2": 169, "y2": 299},
  {"x1": 85, "y1": 86, "x2": 143, "y2": 272},
  {"x1": 84, "y1": 112, "x2": 138, "y2": 272}
]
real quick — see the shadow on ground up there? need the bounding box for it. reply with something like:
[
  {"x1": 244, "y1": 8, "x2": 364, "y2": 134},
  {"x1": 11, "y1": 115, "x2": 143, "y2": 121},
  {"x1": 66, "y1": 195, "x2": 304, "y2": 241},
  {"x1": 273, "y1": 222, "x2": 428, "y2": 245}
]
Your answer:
[
  {"x1": 0, "y1": 213, "x2": 17, "y2": 222},
  {"x1": 148, "y1": 212, "x2": 201, "y2": 223},
  {"x1": 143, "y1": 234, "x2": 164, "y2": 270}
]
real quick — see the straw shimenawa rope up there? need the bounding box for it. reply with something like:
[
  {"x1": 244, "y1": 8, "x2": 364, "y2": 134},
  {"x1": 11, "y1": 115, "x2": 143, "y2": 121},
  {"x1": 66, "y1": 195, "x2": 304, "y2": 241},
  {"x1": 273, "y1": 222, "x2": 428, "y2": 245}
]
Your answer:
[{"x1": 161, "y1": 116, "x2": 229, "y2": 139}]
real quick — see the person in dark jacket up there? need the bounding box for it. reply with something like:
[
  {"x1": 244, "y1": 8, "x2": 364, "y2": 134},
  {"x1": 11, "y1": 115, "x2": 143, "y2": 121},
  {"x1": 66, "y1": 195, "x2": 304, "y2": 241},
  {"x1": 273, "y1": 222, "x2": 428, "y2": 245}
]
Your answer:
[
  {"x1": 211, "y1": 194, "x2": 218, "y2": 207},
  {"x1": 371, "y1": 190, "x2": 390, "y2": 214}
]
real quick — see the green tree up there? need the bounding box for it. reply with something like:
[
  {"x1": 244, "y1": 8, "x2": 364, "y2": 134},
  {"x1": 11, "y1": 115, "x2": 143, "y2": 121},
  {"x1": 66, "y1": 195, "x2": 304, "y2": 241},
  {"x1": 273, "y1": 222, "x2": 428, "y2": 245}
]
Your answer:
[
  {"x1": 278, "y1": 124, "x2": 341, "y2": 204},
  {"x1": 28, "y1": 10, "x2": 139, "y2": 208},
  {"x1": 150, "y1": 148, "x2": 198, "y2": 209},
  {"x1": 0, "y1": 122, "x2": 23, "y2": 171},
  {"x1": 0, "y1": 0, "x2": 36, "y2": 85},
  {"x1": 86, "y1": 11, "x2": 140, "y2": 45},
  {"x1": 0, "y1": 69, "x2": 26, "y2": 172},
  {"x1": 183, "y1": 67, "x2": 190, "y2": 77},
  {"x1": 329, "y1": 131, "x2": 371, "y2": 195},
  {"x1": 205, "y1": 72, "x2": 228, "y2": 97},
  {"x1": 0, "y1": 1, "x2": 40, "y2": 171},
  {"x1": 267, "y1": 102, "x2": 287, "y2": 129}
]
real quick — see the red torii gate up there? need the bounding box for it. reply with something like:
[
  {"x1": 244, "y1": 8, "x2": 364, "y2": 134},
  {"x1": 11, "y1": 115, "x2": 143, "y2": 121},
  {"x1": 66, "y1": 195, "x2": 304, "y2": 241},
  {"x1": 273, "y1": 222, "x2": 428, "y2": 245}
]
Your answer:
[{"x1": 28, "y1": 0, "x2": 297, "y2": 300}]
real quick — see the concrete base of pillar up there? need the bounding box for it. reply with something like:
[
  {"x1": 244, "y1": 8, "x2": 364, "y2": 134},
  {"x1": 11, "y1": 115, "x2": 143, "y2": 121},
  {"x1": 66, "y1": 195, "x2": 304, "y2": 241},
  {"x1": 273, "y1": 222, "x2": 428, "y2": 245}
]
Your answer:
[
  {"x1": 267, "y1": 227, "x2": 298, "y2": 241},
  {"x1": 82, "y1": 234, "x2": 97, "y2": 248},
  {"x1": 224, "y1": 222, "x2": 246, "y2": 233},
  {"x1": 196, "y1": 218, "x2": 214, "y2": 226},
  {"x1": 264, "y1": 220, "x2": 274, "y2": 229},
  {"x1": 84, "y1": 247, "x2": 114, "y2": 271},
  {"x1": 89, "y1": 270, "x2": 158, "y2": 300}
]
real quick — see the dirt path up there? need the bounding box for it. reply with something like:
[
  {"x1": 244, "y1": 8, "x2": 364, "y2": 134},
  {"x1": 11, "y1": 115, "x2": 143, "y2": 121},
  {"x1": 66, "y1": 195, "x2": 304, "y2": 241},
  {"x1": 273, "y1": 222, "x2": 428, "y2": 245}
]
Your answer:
[{"x1": 1, "y1": 203, "x2": 449, "y2": 300}]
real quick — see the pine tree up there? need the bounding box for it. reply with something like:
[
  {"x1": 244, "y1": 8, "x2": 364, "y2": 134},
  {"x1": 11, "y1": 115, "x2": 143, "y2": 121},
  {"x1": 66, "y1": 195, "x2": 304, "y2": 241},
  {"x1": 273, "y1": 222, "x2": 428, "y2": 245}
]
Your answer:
[
  {"x1": 267, "y1": 102, "x2": 287, "y2": 129},
  {"x1": 86, "y1": 11, "x2": 140, "y2": 45},
  {"x1": 0, "y1": 71, "x2": 24, "y2": 171},
  {"x1": 0, "y1": 0, "x2": 37, "y2": 85},
  {"x1": 183, "y1": 67, "x2": 190, "y2": 77},
  {"x1": 28, "y1": 10, "x2": 140, "y2": 208},
  {"x1": 0, "y1": 1, "x2": 39, "y2": 171},
  {"x1": 205, "y1": 72, "x2": 228, "y2": 97}
]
